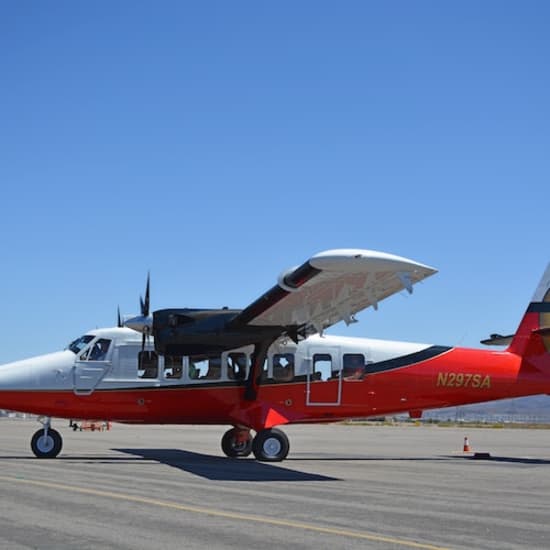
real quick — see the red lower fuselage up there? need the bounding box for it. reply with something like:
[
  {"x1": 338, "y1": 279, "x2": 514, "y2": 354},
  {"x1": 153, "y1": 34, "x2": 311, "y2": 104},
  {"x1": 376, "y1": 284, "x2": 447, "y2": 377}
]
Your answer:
[{"x1": 1, "y1": 344, "x2": 547, "y2": 432}]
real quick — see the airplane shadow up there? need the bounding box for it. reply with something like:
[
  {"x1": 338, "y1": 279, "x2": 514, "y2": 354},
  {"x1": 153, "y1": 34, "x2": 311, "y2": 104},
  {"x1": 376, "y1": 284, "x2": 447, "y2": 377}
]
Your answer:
[
  {"x1": 286, "y1": 455, "x2": 451, "y2": 462},
  {"x1": 450, "y1": 454, "x2": 550, "y2": 465},
  {"x1": 112, "y1": 448, "x2": 339, "y2": 481},
  {"x1": 286, "y1": 454, "x2": 550, "y2": 465}
]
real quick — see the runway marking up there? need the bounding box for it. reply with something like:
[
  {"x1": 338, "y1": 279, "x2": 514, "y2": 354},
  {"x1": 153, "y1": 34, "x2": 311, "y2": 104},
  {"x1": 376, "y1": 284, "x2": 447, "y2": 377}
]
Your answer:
[{"x1": 0, "y1": 475, "x2": 450, "y2": 550}]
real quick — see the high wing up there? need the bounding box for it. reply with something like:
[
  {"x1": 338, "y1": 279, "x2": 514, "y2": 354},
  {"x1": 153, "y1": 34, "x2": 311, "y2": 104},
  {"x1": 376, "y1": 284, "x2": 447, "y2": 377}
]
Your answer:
[{"x1": 232, "y1": 249, "x2": 437, "y2": 335}]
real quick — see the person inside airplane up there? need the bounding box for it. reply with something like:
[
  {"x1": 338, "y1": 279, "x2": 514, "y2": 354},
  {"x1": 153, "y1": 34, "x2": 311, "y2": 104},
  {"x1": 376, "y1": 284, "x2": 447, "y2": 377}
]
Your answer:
[
  {"x1": 201, "y1": 357, "x2": 221, "y2": 380},
  {"x1": 88, "y1": 339, "x2": 111, "y2": 361},
  {"x1": 227, "y1": 353, "x2": 247, "y2": 380},
  {"x1": 188, "y1": 359, "x2": 200, "y2": 379},
  {"x1": 273, "y1": 353, "x2": 294, "y2": 382},
  {"x1": 138, "y1": 351, "x2": 158, "y2": 378},
  {"x1": 164, "y1": 355, "x2": 183, "y2": 379},
  {"x1": 343, "y1": 354, "x2": 365, "y2": 380}
]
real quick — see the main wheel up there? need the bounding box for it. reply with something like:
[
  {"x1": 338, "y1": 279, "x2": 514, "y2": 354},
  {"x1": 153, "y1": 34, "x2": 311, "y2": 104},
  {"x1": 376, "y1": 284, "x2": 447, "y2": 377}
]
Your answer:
[
  {"x1": 252, "y1": 428, "x2": 289, "y2": 462},
  {"x1": 221, "y1": 428, "x2": 252, "y2": 458},
  {"x1": 31, "y1": 428, "x2": 63, "y2": 458}
]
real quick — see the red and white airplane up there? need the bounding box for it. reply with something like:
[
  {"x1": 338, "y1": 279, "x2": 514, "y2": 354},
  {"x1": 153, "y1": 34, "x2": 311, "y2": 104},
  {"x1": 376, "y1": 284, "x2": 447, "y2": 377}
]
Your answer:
[{"x1": 0, "y1": 249, "x2": 549, "y2": 461}]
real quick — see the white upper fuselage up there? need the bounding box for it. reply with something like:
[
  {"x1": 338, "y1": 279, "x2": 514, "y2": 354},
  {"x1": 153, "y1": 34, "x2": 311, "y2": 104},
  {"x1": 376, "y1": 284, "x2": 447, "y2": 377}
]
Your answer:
[{"x1": 0, "y1": 327, "x2": 432, "y2": 393}]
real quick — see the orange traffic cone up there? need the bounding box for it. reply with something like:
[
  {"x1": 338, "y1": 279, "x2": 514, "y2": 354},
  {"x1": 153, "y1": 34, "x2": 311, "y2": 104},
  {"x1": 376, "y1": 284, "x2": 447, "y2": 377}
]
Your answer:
[{"x1": 463, "y1": 436, "x2": 471, "y2": 452}]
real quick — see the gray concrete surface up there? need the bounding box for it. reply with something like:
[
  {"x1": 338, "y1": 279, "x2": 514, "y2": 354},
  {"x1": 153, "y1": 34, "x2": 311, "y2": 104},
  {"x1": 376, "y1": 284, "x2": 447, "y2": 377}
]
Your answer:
[{"x1": 1, "y1": 420, "x2": 550, "y2": 549}]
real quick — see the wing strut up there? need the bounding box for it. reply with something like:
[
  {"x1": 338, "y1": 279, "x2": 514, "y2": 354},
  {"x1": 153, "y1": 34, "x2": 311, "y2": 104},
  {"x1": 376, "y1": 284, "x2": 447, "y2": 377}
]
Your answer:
[{"x1": 244, "y1": 338, "x2": 277, "y2": 401}]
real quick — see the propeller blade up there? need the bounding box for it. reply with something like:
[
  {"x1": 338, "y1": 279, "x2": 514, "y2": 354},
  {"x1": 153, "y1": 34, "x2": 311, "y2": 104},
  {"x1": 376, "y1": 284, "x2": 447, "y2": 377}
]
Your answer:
[
  {"x1": 117, "y1": 306, "x2": 123, "y2": 328},
  {"x1": 140, "y1": 272, "x2": 150, "y2": 317},
  {"x1": 139, "y1": 332, "x2": 147, "y2": 370},
  {"x1": 127, "y1": 272, "x2": 153, "y2": 337}
]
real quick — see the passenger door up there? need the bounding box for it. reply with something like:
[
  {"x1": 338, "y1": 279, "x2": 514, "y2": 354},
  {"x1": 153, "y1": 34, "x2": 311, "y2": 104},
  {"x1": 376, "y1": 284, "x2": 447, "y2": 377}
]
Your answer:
[{"x1": 306, "y1": 346, "x2": 342, "y2": 405}]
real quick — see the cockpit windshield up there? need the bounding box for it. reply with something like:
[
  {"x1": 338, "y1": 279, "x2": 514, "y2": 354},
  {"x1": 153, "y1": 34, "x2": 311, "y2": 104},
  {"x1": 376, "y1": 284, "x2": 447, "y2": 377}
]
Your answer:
[{"x1": 67, "y1": 335, "x2": 94, "y2": 354}]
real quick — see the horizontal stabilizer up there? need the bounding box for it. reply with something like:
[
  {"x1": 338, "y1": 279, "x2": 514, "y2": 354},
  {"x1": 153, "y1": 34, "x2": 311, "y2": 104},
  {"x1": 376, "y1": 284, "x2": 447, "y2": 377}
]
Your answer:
[{"x1": 480, "y1": 333, "x2": 514, "y2": 346}]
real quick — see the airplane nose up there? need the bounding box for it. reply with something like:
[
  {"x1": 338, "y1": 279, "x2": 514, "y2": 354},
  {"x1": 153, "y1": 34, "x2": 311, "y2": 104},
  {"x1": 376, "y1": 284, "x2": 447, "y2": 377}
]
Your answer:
[{"x1": 0, "y1": 350, "x2": 75, "y2": 390}]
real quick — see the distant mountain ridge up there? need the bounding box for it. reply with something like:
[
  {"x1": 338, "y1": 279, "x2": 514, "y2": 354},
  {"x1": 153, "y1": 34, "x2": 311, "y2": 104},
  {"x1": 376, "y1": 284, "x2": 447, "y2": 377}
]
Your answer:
[{"x1": 424, "y1": 395, "x2": 550, "y2": 422}]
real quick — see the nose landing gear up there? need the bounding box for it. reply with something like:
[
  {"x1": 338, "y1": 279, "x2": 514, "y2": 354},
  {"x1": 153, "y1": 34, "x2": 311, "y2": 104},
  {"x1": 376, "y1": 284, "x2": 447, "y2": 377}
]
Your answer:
[{"x1": 31, "y1": 417, "x2": 63, "y2": 458}]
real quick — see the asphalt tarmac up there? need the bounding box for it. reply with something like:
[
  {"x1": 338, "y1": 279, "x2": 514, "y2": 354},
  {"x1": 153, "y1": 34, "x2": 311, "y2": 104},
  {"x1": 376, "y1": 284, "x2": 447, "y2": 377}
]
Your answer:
[{"x1": 1, "y1": 420, "x2": 550, "y2": 549}]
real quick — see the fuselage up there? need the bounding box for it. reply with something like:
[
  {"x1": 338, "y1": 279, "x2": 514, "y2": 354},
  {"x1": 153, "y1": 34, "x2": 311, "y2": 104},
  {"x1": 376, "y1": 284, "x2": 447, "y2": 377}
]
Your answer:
[{"x1": 0, "y1": 327, "x2": 548, "y2": 431}]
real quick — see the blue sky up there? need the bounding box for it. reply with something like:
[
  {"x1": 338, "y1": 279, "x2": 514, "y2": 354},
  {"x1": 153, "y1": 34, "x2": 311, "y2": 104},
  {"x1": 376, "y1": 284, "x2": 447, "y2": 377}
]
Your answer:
[{"x1": 1, "y1": 1, "x2": 549, "y2": 362}]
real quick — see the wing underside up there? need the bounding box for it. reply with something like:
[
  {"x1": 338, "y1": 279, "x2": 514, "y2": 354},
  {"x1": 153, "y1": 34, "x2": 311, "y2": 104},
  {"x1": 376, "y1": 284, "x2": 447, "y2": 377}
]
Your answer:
[{"x1": 233, "y1": 249, "x2": 437, "y2": 335}]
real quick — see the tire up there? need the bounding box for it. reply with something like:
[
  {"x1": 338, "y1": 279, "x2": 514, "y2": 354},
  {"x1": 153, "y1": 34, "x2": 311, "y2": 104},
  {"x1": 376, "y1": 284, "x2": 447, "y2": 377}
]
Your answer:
[
  {"x1": 221, "y1": 428, "x2": 252, "y2": 458},
  {"x1": 31, "y1": 428, "x2": 63, "y2": 458},
  {"x1": 252, "y1": 428, "x2": 289, "y2": 462}
]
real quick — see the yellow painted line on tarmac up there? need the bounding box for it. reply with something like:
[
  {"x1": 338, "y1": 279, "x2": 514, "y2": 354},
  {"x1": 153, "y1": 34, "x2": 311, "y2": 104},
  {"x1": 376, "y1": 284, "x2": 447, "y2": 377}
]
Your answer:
[{"x1": 0, "y1": 475, "x2": 450, "y2": 550}]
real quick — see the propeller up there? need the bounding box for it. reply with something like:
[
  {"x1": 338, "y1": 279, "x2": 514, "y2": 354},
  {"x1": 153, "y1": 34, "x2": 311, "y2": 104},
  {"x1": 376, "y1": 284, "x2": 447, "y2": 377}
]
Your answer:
[
  {"x1": 140, "y1": 272, "x2": 150, "y2": 318},
  {"x1": 119, "y1": 273, "x2": 154, "y2": 371},
  {"x1": 138, "y1": 273, "x2": 153, "y2": 369},
  {"x1": 140, "y1": 273, "x2": 151, "y2": 358},
  {"x1": 117, "y1": 306, "x2": 123, "y2": 328},
  {"x1": 124, "y1": 272, "x2": 153, "y2": 336}
]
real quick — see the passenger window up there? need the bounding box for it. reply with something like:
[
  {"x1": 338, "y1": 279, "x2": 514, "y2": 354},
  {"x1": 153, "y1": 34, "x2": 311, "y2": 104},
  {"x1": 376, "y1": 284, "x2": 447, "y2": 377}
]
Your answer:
[
  {"x1": 227, "y1": 353, "x2": 248, "y2": 380},
  {"x1": 312, "y1": 353, "x2": 333, "y2": 381},
  {"x1": 272, "y1": 353, "x2": 294, "y2": 382},
  {"x1": 164, "y1": 355, "x2": 183, "y2": 379},
  {"x1": 189, "y1": 356, "x2": 221, "y2": 380},
  {"x1": 139, "y1": 351, "x2": 158, "y2": 379},
  {"x1": 202, "y1": 357, "x2": 221, "y2": 380},
  {"x1": 189, "y1": 356, "x2": 207, "y2": 379},
  {"x1": 343, "y1": 354, "x2": 365, "y2": 381},
  {"x1": 88, "y1": 339, "x2": 111, "y2": 361}
]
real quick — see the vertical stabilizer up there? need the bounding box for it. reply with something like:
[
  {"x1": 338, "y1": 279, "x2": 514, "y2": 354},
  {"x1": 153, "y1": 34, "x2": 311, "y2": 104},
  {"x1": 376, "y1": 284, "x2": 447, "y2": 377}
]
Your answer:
[{"x1": 508, "y1": 263, "x2": 550, "y2": 357}]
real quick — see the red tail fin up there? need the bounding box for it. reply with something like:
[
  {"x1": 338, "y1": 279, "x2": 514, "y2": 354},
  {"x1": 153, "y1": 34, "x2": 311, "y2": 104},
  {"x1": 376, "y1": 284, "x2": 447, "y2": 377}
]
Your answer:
[{"x1": 508, "y1": 263, "x2": 550, "y2": 358}]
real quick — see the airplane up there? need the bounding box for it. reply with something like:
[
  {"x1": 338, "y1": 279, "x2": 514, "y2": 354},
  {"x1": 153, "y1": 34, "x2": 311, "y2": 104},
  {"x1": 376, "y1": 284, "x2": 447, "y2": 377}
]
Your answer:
[{"x1": 0, "y1": 248, "x2": 549, "y2": 462}]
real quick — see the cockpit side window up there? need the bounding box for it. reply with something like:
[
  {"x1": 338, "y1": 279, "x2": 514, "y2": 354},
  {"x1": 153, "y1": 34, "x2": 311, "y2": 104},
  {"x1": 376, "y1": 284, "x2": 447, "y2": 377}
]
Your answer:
[
  {"x1": 88, "y1": 339, "x2": 112, "y2": 361},
  {"x1": 68, "y1": 335, "x2": 94, "y2": 354}
]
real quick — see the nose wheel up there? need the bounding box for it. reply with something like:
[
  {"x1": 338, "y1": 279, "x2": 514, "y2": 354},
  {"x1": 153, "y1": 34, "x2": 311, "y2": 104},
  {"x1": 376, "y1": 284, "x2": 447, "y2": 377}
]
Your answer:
[{"x1": 31, "y1": 417, "x2": 63, "y2": 458}]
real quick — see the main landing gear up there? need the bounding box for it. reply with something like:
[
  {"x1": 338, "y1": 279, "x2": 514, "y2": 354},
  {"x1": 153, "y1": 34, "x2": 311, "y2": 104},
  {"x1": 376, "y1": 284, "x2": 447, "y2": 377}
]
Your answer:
[
  {"x1": 221, "y1": 427, "x2": 290, "y2": 462},
  {"x1": 221, "y1": 428, "x2": 253, "y2": 457},
  {"x1": 31, "y1": 417, "x2": 63, "y2": 459}
]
